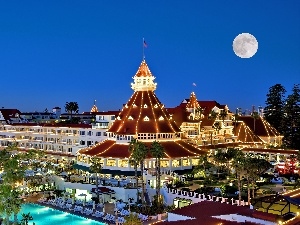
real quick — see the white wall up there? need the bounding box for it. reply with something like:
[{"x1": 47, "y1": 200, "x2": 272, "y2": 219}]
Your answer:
[{"x1": 56, "y1": 178, "x2": 140, "y2": 202}]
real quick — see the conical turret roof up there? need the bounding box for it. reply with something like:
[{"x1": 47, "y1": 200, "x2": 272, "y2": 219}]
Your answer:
[
  {"x1": 109, "y1": 60, "x2": 180, "y2": 134},
  {"x1": 108, "y1": 91, "x2": 181, "y2": 134},
  {"x1": 186, "y1": 92, "x2": 200, "y2": 109}
]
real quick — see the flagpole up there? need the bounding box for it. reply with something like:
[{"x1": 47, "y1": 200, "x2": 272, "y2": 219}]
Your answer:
[{"x1": 142, "y1": 37, "x2": 145, "y2": 60}]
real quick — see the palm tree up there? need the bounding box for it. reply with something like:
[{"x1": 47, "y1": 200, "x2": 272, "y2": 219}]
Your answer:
[
  {"x1": 213, "y1": 149, "x2": 227, "y2": 177},
  {"x1": 212, "y1": 121, "x2": 222, "y2": 147},
  {"x1": 219, "y1": 109, "x2": 228, "y2": 123},
  {"x1": 231, "y1": 149, "x2": 245, "y2": 204},
  {"x1": 225, "y1": 148, "x2": 239, "y2": 174},
  {"x1": 208, "y1": 110, "x2": 218, "y2": 121},
  {"x1": 65, "y1": 102, "x2": 79, "y2": 119},
  {"x1": 0, "y1": 184, "x2": 14, "y2": 225},
  {"x1": 150, "y1": 141, "x2": 165, "y2": 203},
  {"x1": 232, "y1": 109, "x2": 240, "y2": 136},
  {"x1": 195, "y1": 106, "x2": 205, "y2": 120},
  {"x1": 89, "y1": 157, "x2": 103, "y2": 201},
  {"x1": 129, "y1": 138, "x2": 141, "y2": 203},
  {"x1": 123, "y1": 213, "x2": 142, "y2": 225},
  {"x1": 246, "y1": 157, "x2": 270, "y2": 201},
  {"x1": 251, "y1": 111, "x2": 259, "y2": 132},
  {"x1": 20, "y1": 212, "x2": 33, "y2": 225},
  {"x1": 136, "y1": 142, "x2": 148, "y2": 207}
]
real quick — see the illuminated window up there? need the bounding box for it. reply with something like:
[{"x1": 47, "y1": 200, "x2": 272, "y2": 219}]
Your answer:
[
  {"x1": 144, "y1": 104, "x2": 148, "y2": 108},
  {"x1": 107, "y1": 159, "x2": 116, "y2": 167},
  {"x1": 144, "y1": 116, "x2": 149, "y2": 121},
  {"x1": 159, "y1": 116, "x2": 164, "y2": 121},
  {"x1": 191, "y1": 159, "x2": 199, "y2": 166},
  {"x1": 160, "y1": 160, "x2": 169, "y2": 168},
  {"x1": 128, "y1": 116, "x2": 134, "y2": 120},
  {"x1": 182, "y1": 159, "x2": 189, "y2": 166},
  {"x1": 172, "y1": 160, "x2": 180, "y2": 167},
  {"x1": 154, "y1": 104, "x2": 158, "y2": 108},
  {"x1": 119, "y1": 160, "x2": 129, "y2": 167}
]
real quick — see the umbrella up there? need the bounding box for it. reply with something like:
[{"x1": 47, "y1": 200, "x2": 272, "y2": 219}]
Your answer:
[
  {"x1": 60, "y1": 172, "x2": 68, "y2": 176},
  {"x1": 93, "y1": 201, "x2": 96, "y2": 210},
  {"x1": 78, "y1": 193, "x2": 87, "y2": 205}
]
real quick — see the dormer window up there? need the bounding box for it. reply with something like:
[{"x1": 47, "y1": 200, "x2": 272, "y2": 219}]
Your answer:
[
  {"x1": 143, "y1": 116, "x2": 149, "y2": 121},
  {"x1": 159, "y1": 116, "x2": 164, "y2": 121},
  {"x1": 144, "y1": 104, "x2": 148, "y2": 108},
  {"x1": 117, "y1": 116, "x2": 121, "y2": 120},
  {"x1": 133, "y1": 104, "x2": 137, "y2": 108},
  {"x1": 128, "y1": 116, "x2": 134, "y2": 120},
  {"x1": 154, "y1": 104, "x2": 158, "y2": 108},
  {"x1": 125, "y1": 104, "x2": 128, "y2": 108}
]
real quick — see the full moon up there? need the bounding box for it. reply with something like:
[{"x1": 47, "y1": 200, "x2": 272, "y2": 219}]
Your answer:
[{"x1": 233, "y1": 33, "x2": 258, "y2": 58}]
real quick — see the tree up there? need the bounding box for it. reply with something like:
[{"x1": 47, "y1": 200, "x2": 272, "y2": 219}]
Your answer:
[
  {"x1": 123, "y1": 213, "x2": 142, "y2": 225},
  {"x1": 251, "y1": 111, "x2": 259, "y2": 133},
  {"x1": 20, "y1": 212, "x2": 33, "y2": 225},
  {"x1": 208, "y1": 110, "x2": 218, "y2": 121},
  {"x1": 150, "y1": 141, "x2": 165, "y2": 204},
  {"x1": 231, "y1": 149, "x2": 245, "y2": 204},
  {"x1": 195, "y1": 106, "x2": 205, "y2": 120},
  {"x1": 128, "y1": 138, "x2": 141, "y2": 203},
  {"x1": 232, "y1": 108, "x2": 241, "y2": 136},
  {"x1": 219, "y1": 109, "x2": 228, "y2": 123},
  {"x1": 282, "y1": 84, "x2": 300, "y2": 149},
  {"x1": 89, "y1": 157, "x2": 103, "y2": 201},
  {"x1": 244, "y1": 157, "x2": 271, "y2": 204},
  {"x1": 264, "y1": 84, "x2": 286, "y2": 133},
  {"x1": 135, "y1": 142, "x2": 148, "y2": 208},
  {"x1": 213, "y1": 149, "x2": 227, "y2": 177},
  {"x1": 212, "y1": 121, "x2": 222, "y2": 147},
  {"x1": 65, "y1": 102, "x2": 79, "y2": 119}
]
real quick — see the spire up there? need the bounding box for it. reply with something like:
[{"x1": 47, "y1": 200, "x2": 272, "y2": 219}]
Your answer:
[
  {"x1": 131, "y1": 60, "x2": 157, "y2": 91},
  {"x1": 186, "y1": 92, "x2": 200, "y2": 109},
  {"x1": 90, "y1": 100, "x2": 98, "y2": 113}
]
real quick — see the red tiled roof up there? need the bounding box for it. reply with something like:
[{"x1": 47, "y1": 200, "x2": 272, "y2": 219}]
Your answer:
[
  {"x1": 200, "y1": 118, "x2": 215, "y2": 127},
  {"x1": 108, "y1": 91, "x2": 181, "y2": 134},
  {"x1": 157, "y1": 201, "x2": 276, "y2": 225},
  {"x1": 0, "y1": 109, "x2": 22, "y2": 122},
  {"x1": 239, "y1": 116, "x2": 281, "y2": 137},
  {"x1": 235, "y1": 122, "x2": 263, "y2": 143},
  {"x1": 78, "y1": 140, "x2": 206, "y2": 158}
]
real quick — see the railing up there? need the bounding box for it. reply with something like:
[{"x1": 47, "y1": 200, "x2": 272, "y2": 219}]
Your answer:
[{"x1": 166, "y1": 187, "x2": 250, "y2": 207}]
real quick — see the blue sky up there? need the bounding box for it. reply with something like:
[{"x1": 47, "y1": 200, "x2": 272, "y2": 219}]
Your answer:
[{"x1": 0, "y1": 1, "x2": 299, "y2": 113}]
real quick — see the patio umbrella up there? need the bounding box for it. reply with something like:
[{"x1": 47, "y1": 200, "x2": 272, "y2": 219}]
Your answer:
[
  {"x1": 93, "y1": 201, "x2": 96, "y2": 210},
  {"x1": 78, "y1": 193, "x2": 87, "y2": 206},
  {"x1": 60, "y1": 171, "x2": 68, "y2": 176}
]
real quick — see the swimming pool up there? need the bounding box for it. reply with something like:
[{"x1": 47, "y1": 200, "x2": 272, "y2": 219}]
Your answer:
[{"x1": 15, "y1": 204, "x2": 107, "y2": 225}]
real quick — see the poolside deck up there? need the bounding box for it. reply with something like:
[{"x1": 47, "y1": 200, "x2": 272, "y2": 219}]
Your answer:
[{"x1": 24, "y1": 193, "x2": 165, "y2": 225}]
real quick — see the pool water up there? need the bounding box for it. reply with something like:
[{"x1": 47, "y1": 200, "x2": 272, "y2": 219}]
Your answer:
[{"x1": 15, "y1": 204, "x2": 107, "y2": 225}]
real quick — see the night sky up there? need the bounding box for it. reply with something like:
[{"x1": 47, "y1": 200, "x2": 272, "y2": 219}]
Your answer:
[{"x1": 0, "y1": 1, "x2": 299, "y2": 113}]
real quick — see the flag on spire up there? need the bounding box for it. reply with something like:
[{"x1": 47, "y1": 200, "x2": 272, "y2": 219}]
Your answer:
[
  {"x1": 192, "y1": 83, "x2": 197, "y2": 87},
  {"x1": 143, "y1": 39, "x2": 148, "y2": 48}
]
